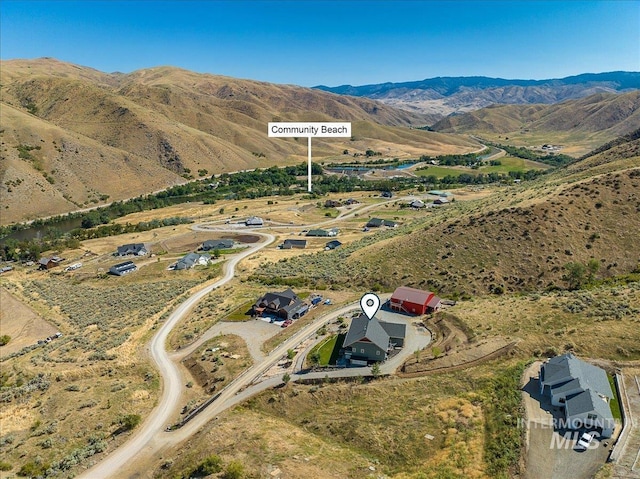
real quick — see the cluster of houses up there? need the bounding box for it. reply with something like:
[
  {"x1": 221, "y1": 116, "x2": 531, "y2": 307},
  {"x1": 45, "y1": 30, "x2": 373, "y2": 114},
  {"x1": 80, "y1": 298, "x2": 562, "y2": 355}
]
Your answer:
[
  {"x1": 107, "y1": 239, "x2": 237, "y2": 275},
  {"x1": 279, "y1": 228, "x2": 341, "y2": 251},
  {"x1": 344, "y1": 286, "x2": 442, "y2": 364},
  {"x1": 539, "y1": 353, "x2": 615, "y2": 438}
]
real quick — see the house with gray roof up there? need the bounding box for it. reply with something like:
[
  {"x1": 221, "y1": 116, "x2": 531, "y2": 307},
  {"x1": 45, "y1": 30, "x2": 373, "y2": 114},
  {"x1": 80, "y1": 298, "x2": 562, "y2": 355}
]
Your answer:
[
  {"x1": 116, "y1": 243, "x2": 148, "y2": 256},
  {"x1": 175, "y1": 253, "x2": 211, "y2": 270},
  {"x1": 282, "y1": 239, "x2": 307, "y2": 249},
  {"x1": 306, "y1": 228, "x2": 339, "y2": 237},
  {"x1": 202, "y1": 239, "x2": 234, "y2": 251},
  {"x1": 252, "y1": 288, "x2": 308, "y2": 320},
  {"x1": 245, "y1": 216, "x2": 264, "y2": 227},
  {"x1": 109, "y1": 261, "x2": 137, "y2": 276},
  {"x1": 325, "y1": 240, "x2": 342, "y2": 250},
  {"x1": 539, "y1": 353, "x2": 615, "y2": 437},
  {"x1": 343, "y1": 314, "x2": 406, "y2": 363},
  {"x1": 366, "y1": 218, "x2": 397, "y2": 228}
]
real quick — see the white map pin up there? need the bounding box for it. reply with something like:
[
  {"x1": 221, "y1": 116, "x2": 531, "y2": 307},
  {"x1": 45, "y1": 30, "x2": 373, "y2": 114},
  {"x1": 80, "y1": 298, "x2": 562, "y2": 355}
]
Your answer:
[{"x1": 360, "y1": 292, "x2": 381, "y2": 320}]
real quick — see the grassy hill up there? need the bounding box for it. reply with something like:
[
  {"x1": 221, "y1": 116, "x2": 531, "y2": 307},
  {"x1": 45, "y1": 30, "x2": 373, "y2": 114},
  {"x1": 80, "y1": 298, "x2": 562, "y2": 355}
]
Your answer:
[
  {"x1": 257, "y1": 134, "x2": 640, "y2": 296},
  {"x1": 0, "y1": 58, "x2": 478, "y2": 224},
  {"x1": 431, "y1": 91, "x2": 640, "y2": 155}
]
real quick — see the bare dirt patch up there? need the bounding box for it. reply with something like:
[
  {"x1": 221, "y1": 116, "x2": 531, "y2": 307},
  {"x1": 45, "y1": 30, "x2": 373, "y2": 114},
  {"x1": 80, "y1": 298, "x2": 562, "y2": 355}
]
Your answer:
[
  {"x1": 399, "y1": 313, "x2": 517, "y2": 376},
  {"x1": 182, "y1": 334, "x2": 252, "y2": 395},
  {"x1": 0, "y1": 287, "x2": 59, "y2": 355}
]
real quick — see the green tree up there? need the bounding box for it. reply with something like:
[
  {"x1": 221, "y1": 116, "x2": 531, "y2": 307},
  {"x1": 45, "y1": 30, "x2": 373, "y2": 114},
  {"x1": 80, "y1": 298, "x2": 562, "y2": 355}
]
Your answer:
[
  {"x1": 287, "y1": 348, "x2": 296, "y2": 360},
  {"x1": 586, "y1": 259, "x2": 600, "y2": 284},
  {"x1": 282, "y1": 372, "x2": 291, "y2": 384},
  {"x1": 309, "y1": 351, "x2": 321, "y2": 365},
  {"x1": 371, "y1": 362, "x2": 381, "y2": 377},
  {"x1": 563, "y1": 262, "x2": 587, "y2": 290},
  {"x1": 0, "y1": 335, "x2": 11, "y2": 346},
  {"x1": 114, "y1": 414, "x2": 141, "y2": 434}
]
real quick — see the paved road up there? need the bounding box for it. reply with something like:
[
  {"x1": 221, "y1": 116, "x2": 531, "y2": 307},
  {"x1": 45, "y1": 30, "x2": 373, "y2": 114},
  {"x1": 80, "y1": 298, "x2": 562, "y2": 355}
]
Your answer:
[{"x1": 78, "y1": 231, "x2": 274, "y2": 479}]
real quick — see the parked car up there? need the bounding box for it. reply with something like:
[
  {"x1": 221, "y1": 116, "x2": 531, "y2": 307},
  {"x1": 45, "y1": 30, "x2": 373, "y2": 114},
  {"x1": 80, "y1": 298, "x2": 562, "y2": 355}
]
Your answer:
[
  {"x1": 281, "y1": 320, "x2": 293, "y2": 328},
  {"x1": 575, "y1": 431, "x2": 595, "y2": 450}
]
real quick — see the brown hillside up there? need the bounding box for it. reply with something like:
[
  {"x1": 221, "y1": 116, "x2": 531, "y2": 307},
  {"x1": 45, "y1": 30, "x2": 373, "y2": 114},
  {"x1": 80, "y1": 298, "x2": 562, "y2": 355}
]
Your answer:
[
  {"x1": 0, "y1": 59, "x2": 479, "y2": 224},
  {"x1": 432, "y1": 91, "x2": 640, "y2": 152},
  {"x1": 346, "y1": 140, "x2": 640, "y2": 295}
]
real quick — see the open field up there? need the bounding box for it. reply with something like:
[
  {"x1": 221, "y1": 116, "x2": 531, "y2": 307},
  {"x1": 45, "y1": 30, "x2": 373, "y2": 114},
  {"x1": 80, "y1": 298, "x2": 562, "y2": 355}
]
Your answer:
[
  {"x1": 451, "y1": 284, "x2": 640, "y2": 361},
  {"x1": 151, "y1": 361, "x2": 526, "y2": 479},
  {"x1": 0, "y1": 287, "x2": 59, "y2": 355},
  {"x1": 414, "y1": 156, "x2": 551, "y2": 179}
]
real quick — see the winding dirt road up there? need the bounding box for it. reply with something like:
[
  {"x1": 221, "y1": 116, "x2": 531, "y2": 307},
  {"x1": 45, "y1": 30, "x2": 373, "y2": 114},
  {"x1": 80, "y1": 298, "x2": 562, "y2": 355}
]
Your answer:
[{"x1": 79, "y1": 231, "x2": 274, "y2": 479}]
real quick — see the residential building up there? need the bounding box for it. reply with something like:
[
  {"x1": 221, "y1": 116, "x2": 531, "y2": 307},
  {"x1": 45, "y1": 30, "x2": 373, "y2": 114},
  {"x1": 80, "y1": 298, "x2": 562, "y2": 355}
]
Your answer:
[
  {"x1": 390, "y1": 286, "x2": 441, "y2": 315},
  {"x1": 116, "y1": 243, "x2": 148, "y2": 256},
  {"x1": 252, "y1": 289, "x2": 308, "y2": 320},
  {"x1": 433, "y1": 198, "x2": 450, "y2": 205},
  {"x1": 325, "y1": 240, "x2": 342, "y2": 250},
  {"x1": 245, "y1": 216, "x2": 264, "y2": 227},
  {"x1": 409, "y1": 199, "x2": 426, "y2": 209},
  {"x1": 109, "y1": 261, "x2": 137, "y2": 276},
  {"x1": 175, "y1": 253, "x2": 211, "y2": 270},
  {"x1": 539, "y1": 353, "x2": 615, "y2": 438},
  {"x1": 38, "y1": 256, "x2": 63, "y2": 270},
  {"x1": 282, "y1": 239, "x2": 307, "y2": 249},
  {"x1": 366, "y1": 218, "x2": 397, "y2": 228},
  {"x1": 343, "y1": 314, "x2": 406, "y2": 363},
  {"x1": 202, "y1": 239, "x2": 234, "y2": 251},
  {"x1": 306, "y1": 228, "x2": 339, "y2": 237},
  {"x1": 325, "y1": 199, "x2": 342, "y2": 208}
]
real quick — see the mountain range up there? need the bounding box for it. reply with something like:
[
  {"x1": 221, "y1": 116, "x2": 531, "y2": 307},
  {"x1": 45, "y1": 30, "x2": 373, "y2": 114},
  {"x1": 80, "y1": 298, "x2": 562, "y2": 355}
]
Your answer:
[{"x1": 315, "y1": 72, "x2": 640, "y2": 118}]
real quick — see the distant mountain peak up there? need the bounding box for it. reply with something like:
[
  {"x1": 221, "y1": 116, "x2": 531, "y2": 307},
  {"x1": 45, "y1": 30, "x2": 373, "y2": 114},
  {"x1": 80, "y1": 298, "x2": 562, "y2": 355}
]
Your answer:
[{"x1": 314, "y1": 72, "x2": 640, "y2": 118}]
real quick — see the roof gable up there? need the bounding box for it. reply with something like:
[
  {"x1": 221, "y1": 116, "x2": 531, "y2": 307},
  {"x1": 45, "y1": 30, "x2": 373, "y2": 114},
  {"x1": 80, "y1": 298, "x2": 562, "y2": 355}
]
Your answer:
[
  {"x1": 344, "y1": 314, "x2": 390, "y2": 351},
  {"x1": 542, "y1": 353, "x2": 613, "y2": 399},
  {"x1": 565, "y1": 389, "x2": 613, "y2": 420},
  {"x1": 391, "y1": 286, "x2": 434, "y2": 306}
]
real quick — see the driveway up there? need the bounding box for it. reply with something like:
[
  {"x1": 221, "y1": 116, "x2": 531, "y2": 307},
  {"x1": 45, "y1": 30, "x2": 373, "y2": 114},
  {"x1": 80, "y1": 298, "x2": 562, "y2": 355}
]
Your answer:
[{"x1": 522, "y1": 362, "x2": 613, "y2": 479}]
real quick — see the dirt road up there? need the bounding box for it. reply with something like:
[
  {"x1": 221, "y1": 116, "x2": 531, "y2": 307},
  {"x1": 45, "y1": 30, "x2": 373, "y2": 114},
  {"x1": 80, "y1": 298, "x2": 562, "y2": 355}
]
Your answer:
[{"x1": 78, "y1": 231, "x2": 274, "y2": 479}]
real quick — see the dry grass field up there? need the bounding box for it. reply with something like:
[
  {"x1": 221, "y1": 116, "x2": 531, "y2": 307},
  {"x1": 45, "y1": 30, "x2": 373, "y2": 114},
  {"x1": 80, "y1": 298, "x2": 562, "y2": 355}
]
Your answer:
[
  {"x1": 451, "y1": 283, "x2": 640, "y2": 361},
  {"x1": 0, "y1": 287, "x2": 59, "y2": 355},
  {"x1": 150, "y1": 361, "x2": 524, "y2": 479}
]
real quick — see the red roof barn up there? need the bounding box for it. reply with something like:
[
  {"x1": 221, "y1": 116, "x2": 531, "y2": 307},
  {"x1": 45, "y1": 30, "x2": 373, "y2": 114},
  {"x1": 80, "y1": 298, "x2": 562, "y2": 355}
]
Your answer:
[{"x1": 390, "y1": 286, "x2": 441, "y2": 315}]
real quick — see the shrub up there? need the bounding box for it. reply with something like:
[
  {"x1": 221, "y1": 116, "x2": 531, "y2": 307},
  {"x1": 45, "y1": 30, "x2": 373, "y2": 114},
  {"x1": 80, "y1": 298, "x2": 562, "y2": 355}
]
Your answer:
[
  {"x1": 0, "y1": 461, "x2": 12, "y2": 471},
  {"x1": 113, "y1": 414, "x2": 141, "y2": 434},
  {"x1": 193, "y1": 455, "x2": 222, "y2": 476},
  {"x1": 18, "y1": 460, "x2": 49, "y2": 477},
  {"x1": 223, "y1": 461, "x2": 245, "y2": 479},
  {"x1": 0, "y1": 335, "x2": 10, "y2": 346}
]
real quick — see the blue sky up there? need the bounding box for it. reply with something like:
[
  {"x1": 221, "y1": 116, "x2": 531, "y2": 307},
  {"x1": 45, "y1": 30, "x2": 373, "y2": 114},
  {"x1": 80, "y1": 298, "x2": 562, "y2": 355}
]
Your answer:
[{"x1": 1, "y1": 1, "x2": 638, "y2": 86}]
